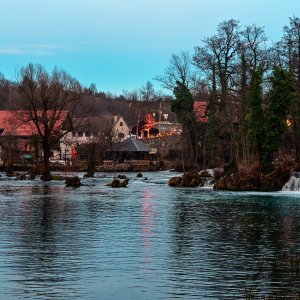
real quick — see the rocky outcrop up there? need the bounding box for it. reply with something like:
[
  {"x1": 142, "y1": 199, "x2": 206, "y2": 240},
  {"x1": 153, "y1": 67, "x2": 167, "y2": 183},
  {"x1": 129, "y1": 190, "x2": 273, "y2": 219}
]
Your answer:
[
  {"x1": 214, "y1": 165, "x2": 291, "y2": 192},
  {"x1": 168, "y1": 176, "x2": 182, "y2": 187},
  {"x1": 168, "y1": 170, "x2": 204, "y2": 187},
  {"x1": 199, "y1": 169, "x2": 213, "y2": 178}
]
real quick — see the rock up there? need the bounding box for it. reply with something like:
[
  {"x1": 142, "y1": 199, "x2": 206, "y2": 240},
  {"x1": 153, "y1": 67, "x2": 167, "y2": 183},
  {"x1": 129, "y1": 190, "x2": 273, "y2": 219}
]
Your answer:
[
  {"x1": 6, "y1": 169, "x2": 15, "y2": 177},
  {"x1": 15, "y1": 174, "x2": 27, "y2": 180},
  {"x1": 41, "y1": 174, "x2": 52, "y2": 181},
  {"x1": 168, "y1": 170, "x2": 204, "y2": 187},
  {"x1": 182, "y1": 170, "x2": 203, "y2": 187},
  {"x1": 168, "y1": 176, "x2": 182, "y2": 187},
  {"x1": 136, "y1": 172, "x2": 143, "y2": 178},
  {"x1": 65, "y1": 176, "x2": 81, "y2": 187},
  {"x1": 199, "y1": 169, "x2": 213, "y2": 177},
  {"x1": 108, "y1": 178, "x2": 129, "y2": 188},
  {"x1": 214, "y1": 164, "x2": 291, "y2": 192},
  {"x1": 84, "y1": 172, "x2": 94, "y2": 178},
  {"x1": 213, "y1": 168, "x2": 224, "y2": 181},
  {"x1": 117, "y1": 174, "x2": 127, "y2": 179},
  {"x1": 28, "y1": 171, "x2": 37, "y2": 180}
]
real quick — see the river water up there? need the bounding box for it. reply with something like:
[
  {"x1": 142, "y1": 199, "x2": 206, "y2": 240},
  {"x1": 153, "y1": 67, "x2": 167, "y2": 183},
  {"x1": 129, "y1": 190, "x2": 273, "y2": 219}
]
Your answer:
[{"x1": 0, "y1": 171, "x2": 299, "y2": 299}]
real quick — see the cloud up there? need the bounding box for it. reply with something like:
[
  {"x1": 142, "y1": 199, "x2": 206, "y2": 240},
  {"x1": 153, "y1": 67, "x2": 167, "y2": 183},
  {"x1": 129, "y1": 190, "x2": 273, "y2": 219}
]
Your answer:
[{"x1": 0, "y1": 44, "x2": 62, "y2": 56}]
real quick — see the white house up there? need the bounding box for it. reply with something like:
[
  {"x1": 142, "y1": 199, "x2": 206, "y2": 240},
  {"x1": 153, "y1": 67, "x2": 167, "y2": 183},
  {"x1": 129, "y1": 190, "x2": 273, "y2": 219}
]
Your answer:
[{"x1": 72, "y1": 115, "x2": 130, "y2": 145}]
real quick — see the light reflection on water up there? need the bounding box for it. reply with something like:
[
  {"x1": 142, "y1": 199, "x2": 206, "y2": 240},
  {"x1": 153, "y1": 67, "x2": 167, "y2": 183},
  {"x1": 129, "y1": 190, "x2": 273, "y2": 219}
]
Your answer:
[{"x1": 0, "y1": 171, "x2": 299, "y2": 299}]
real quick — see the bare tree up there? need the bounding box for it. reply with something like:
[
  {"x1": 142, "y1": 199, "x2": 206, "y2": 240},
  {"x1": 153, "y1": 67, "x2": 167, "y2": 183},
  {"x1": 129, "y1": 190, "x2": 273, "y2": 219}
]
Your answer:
[
  {"x1": 139, "y1": 81, "x2": 156, "y2": 101},
  {"x1": 194, "y1": 20, "x2": 241, "y2": 166},
  {"x1": 15, "y1": 63, "x2": 82, "y2": 180},
  {"x1": 155, "y1": 51, "x2": 196, "y2": 92}
]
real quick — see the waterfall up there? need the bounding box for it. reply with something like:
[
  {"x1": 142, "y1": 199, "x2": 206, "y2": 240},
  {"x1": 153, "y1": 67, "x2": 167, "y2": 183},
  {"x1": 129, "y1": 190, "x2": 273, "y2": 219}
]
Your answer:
[
  {"x1": 282, "y1": 172, "x2": 300, "y2": 191},
  {"x1": 203, "y1": 177, "x2": 214, "y2": 188}
]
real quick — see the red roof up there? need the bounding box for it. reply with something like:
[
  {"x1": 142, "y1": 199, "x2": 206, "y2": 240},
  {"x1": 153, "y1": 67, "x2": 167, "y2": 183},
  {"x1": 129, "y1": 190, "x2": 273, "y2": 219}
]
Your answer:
[
  {"x1": 194, "y1": 101, "x2": 208, "y2": 123},
  {"x1": 0, "y1": 110, "x2": 69, "y2": 137}
]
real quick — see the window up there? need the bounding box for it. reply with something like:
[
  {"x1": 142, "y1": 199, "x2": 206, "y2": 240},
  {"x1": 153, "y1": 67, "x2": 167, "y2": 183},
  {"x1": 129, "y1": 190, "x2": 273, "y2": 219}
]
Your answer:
[
  {"x1": 118, "y1": 133, "x2": 125, "y2": 139},
  {"x1": 119, "y1": 122, "x2": 123, "y2": 127},
  {"x1": 85, "y1": 132, "x2": 90, "y2": 137},
  {"x1": 72, "y1": 132, "x2": 77, "y2": 137},
  {"x1": 78, "y1": 132, "x2": 83, "y2": 137}
]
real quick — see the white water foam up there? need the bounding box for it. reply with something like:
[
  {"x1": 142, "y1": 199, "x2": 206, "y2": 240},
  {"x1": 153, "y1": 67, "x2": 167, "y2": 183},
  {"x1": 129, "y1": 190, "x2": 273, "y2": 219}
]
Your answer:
[{"x1": 282, "y1": 173, "x2": 300, "y2": 192}]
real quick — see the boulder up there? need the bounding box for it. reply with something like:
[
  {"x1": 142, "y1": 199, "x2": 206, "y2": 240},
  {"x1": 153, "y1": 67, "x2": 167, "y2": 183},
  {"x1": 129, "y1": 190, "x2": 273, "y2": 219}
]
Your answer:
[
  {"x1": 15, "y1": 174, "x2": 27, "y2": 180},
  {"x1": 83, "y1": 172, "x2": 95, "y2": 178},
  {"x1": 28, "y1": 171, "x2": 37, "y2": 180},
  {"x1": 65, "y1": 176, "x2": 81, "y2": 187},
  {"x1": 182, "y1": 170, "x2": 203, "y2": 187},
  {"x1": 6, "y1": 169, "x2": 15, "y2": 177},
  {"x1": 136, "y1": 172, "x2": 143, "y2": 178},
  {"x1": 108, "y1": 178, "x2": 129, "y2": 188},
  {"x1": 168, "y1": 176, "x2": 182, "y2": 187},
  {"x1": 41, "y1": 174, "x2": 52, "y2": 181},
  {"x1": 169, "y1": 170, "x2": 204, "y2": 187}
]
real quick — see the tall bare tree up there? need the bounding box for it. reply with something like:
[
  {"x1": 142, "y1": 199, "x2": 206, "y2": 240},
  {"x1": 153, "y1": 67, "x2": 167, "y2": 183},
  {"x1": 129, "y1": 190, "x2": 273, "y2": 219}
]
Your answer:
[
  {"x1": 194, "y1": 20, "x2": 241, "y2": 166},
  {"x1": 155, "y1": 51, "x2": 196, "y2": 92},
  {"x1": 16, "y1": 63, "x2": 82, "y2": 180}
]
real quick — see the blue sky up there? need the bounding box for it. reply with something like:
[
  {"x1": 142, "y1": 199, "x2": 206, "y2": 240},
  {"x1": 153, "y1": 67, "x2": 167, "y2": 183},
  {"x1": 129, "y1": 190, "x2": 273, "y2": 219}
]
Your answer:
[{"x1": 0, "y1": 0, "x2": 299, "y2": 95}]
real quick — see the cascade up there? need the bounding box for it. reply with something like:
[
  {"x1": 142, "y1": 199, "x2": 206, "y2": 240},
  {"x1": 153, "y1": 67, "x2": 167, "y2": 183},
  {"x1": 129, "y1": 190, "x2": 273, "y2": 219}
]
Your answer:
[
  {"x1": 282, "y1": 172, "x2": 300, "y2": 191},
  {"x1": 203, "y1": 177, "x2": 214, "y2": 188}
]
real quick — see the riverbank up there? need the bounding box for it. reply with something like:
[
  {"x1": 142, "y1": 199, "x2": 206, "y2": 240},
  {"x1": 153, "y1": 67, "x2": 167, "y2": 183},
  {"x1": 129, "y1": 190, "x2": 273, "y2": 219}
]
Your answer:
[{"x1": 0, "y1": 159, "x2": 176, "y2": 174}]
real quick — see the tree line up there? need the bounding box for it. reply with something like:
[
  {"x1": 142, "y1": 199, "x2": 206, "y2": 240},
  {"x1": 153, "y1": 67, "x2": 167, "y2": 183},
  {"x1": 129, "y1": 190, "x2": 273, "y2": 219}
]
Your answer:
[{"x1": 157, "y1": 17, "x2": 300, "y2": 172}]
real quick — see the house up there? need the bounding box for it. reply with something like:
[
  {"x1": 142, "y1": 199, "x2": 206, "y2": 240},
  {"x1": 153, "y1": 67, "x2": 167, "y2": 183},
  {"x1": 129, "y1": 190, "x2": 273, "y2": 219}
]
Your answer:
[
  {"x1": 72, "y1": 115, "x2": 130, "y2": 145},
  {"x1": 131, "y1": 113, "x2": 181, "y2": 138},
  {"x1": 0, "y1": 110, "x2": 72, "y2": 164}
]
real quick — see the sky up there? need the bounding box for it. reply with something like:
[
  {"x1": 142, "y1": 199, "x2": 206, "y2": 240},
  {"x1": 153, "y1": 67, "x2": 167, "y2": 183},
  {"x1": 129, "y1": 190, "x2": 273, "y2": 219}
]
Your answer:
[{"x1": 0, "y1": 0, "x2": 299, "y2": 95}]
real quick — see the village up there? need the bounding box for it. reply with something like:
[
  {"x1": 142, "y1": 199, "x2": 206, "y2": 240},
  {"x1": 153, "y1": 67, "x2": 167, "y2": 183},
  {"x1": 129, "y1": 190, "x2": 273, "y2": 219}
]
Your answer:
[{"x1": 0, "y1": 101, "x2": 207, "y2": 176}]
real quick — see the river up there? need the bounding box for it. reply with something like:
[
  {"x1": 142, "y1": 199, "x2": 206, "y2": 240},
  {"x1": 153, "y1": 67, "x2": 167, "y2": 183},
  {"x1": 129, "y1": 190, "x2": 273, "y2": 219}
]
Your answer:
[{"x1": 0, "y1": 171, "x2": 299, "y2": 299}]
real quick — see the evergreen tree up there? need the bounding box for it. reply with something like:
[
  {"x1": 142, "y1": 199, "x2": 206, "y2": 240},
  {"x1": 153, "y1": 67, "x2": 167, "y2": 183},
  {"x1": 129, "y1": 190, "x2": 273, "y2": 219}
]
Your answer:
[
  {"x1": 172, "y1": 81, "x2": 194, "y2": 122},
  {"x1": 262, "y1": 68, "x2": 296, "y2": 169},
  {"x1": 172, "y1": 81, "x2": 198, "y2": 165},
  {"x1": 246, "y1": 69, "x2": 264, "y2": 161}
]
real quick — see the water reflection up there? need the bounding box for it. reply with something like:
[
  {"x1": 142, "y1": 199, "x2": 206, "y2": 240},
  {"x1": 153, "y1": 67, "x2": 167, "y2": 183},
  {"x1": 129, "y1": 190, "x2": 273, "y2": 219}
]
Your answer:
[
  {"x1": 10, "y1": 185, "x2": 83, "y2": 299},
  {"x1": 141, "y1": 188, "x2": 155, "y2": 267}
]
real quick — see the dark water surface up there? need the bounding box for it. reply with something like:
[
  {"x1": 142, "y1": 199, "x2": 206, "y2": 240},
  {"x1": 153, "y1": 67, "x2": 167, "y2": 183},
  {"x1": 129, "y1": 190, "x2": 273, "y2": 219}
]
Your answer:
[{"x1": 0, "y1": 171, "x2": 300, "y2": 299}]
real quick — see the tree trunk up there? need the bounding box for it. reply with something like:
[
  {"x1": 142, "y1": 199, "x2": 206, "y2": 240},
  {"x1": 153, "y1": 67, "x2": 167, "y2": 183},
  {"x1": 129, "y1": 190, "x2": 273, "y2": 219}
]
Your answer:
[{"x1": 41, "y1": 137, "x2": 52, "y2": 181}]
